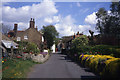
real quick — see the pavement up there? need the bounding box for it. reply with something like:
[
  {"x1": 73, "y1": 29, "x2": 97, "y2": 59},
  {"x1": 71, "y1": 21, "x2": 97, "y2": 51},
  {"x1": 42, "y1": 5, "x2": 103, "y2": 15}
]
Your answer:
[{"x1": 27, "y1": 53, "x2": 100, "y2": 79}]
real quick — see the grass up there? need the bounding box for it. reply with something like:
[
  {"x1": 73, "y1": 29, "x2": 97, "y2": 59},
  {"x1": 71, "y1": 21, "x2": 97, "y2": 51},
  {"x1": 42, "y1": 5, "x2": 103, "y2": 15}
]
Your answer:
[{"x1": 2, "y1": 58, "x2": 36, "y2": 78}]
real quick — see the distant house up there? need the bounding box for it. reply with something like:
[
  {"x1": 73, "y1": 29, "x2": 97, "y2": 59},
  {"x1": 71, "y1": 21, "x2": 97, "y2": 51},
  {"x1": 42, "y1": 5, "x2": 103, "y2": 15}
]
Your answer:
[
  {"x1": 62, "y1": 31, "x2": 83, "y2": 50},
  {"x1": 8, "y1": 18, "x2": 44, "y2": 49}
]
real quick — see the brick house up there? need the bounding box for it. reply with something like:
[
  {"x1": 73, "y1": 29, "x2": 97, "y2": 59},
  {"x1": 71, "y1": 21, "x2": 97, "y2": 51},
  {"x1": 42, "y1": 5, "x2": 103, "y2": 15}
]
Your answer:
[{"x1": 8, "y1": 18, "x2": 44, "y2": 49}]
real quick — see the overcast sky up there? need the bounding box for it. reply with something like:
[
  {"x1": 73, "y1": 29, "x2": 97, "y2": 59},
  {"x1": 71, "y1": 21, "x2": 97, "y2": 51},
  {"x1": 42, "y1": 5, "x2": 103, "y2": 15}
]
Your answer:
[{"x1": 2, "y1": 0, "x2": 111, "y2": 37}]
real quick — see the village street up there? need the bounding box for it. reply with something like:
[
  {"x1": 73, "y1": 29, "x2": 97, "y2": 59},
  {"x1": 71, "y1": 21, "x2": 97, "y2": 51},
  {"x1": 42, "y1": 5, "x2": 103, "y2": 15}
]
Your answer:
[{"x1": 27, "y1": 53, "x2": 100, "y2": 79}]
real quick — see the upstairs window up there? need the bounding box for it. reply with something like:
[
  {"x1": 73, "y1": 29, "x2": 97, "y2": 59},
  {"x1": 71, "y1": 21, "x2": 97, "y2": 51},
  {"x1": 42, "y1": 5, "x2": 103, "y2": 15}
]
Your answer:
[
  {"x1": 24, "y1": 36, "x2": 28, "y2": 40},
  {"x1": 17, "y1": 37, "x2": 21, "y2": 41}
]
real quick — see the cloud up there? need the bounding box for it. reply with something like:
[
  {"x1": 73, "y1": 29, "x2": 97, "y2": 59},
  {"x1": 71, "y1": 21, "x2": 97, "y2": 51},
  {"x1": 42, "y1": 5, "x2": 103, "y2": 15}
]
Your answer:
[
  {"x1": 2, "y1": 1, "x2": 99, "y2": 37},
  {"x1": 44, "y1": 16, "x2": 60, "y2": 24},
  {"x1": 76, "y1": 2, "x2": 81, "y2": 7},
  {"x1": 85, "y1": 12, "x2": 97, "y2": 24},
  {"x1": 2, "y1": 0, "x2": 58, "y2": 30},
  {"x1": 78, "y1": 25, "x2": 91, "y2": 31},
  {"x1": 84, "y1": 12, "x2": 100, "y2": 35},
  {"x1": 54, "y1": 15, "x2": 77, "y2": 37},
  {"x1": 54, "y1": 15, "x2": 95, "y2": 37}
]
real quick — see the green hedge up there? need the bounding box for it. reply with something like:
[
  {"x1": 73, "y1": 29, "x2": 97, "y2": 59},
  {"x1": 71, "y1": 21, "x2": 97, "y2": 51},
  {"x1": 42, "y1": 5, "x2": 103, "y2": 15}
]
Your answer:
[{"x1": 70, "y1": 45, "x2": 120, "y2": 58}]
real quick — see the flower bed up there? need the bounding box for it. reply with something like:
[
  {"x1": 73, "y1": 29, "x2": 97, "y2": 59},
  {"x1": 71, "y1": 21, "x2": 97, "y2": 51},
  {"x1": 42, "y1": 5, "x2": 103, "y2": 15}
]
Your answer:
[{"x1": 79, "y1": 54, "x2": 120, "y2": 79}]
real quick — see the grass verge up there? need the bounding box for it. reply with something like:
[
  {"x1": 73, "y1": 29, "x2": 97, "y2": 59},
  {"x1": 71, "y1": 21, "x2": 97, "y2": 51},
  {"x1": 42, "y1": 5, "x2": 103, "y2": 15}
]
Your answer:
[{"x1": 2, "y1": 58, "x2": 36, "y2": 78}]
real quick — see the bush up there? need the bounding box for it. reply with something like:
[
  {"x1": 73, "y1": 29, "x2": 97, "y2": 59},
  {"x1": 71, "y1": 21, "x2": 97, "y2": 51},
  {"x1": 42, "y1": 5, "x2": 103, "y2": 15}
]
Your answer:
[
  {"x1": 70, "y1": 35, "x2": 89, "y2": 56},
  {"x1": 75, "y1": 45, "x2": 120, "y2": 58},
  {"x1": 17, "y1": 41, "x2": 40, "y2": 54},
  {"x1": 79, "y1": 54, "x2": 120, "y2": 79},
  {"x1": 72, "y1": 35, "x2": 88, "y2": 47},
  {"x1": 25, "y1": 42, "x2": 40, "y2": 54},
  {"x1": 102, "y1": 58, "x2": 120, "y2": 79}
]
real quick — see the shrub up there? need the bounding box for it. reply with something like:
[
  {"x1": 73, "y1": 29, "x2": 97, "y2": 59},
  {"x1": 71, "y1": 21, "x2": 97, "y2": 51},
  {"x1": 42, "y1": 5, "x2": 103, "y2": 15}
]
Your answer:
[
  {"x1": 92, "y1": 45, "x2": 114, "y2": 55},
  {"x1": 25, "y1": 42, "x2": 40, "y2": 54},
  {"x1": 79, "y1": 54, "x2": 120, "y2": 79},
  {"x1": 102, "y1": 58, "x2": 120, "y2": 79},
  {"x1": 17, "y1": 41, "x2": 40, "y2": 54},
  {"x1": 70, "y1": 35, "x2": 89, "y2": 56},
  {"x1": 77, "y1": 45, "x2": 120, "y2": 58},
  {"x1": 72, "y1": 35, "x2": 88, "y2": 47}
]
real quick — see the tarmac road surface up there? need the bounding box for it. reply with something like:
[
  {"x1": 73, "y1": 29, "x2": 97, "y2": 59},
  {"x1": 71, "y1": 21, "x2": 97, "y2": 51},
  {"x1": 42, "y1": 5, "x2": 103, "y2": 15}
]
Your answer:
[{"x1": 27, "y1": 53, "x2": 100, "y2": 79}]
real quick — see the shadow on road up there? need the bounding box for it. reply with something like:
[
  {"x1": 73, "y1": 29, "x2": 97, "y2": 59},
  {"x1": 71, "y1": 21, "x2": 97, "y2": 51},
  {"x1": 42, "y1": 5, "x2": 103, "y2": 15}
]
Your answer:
[{"x1": 57, "y1": 53, "x2": 101, "y2": 80}]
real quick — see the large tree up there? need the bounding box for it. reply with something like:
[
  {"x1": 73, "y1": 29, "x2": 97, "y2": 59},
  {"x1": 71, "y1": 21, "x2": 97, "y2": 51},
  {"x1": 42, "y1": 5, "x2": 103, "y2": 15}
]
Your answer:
[
  {"x1": 41, "y1": 25, "x2": 59, "y2": 49},
  {"x1": 110, "y1": 2, "x2": 120, "y2": 37},
  {"x1": 96, "y1": 2, "x2": 120, "y2": 38}
]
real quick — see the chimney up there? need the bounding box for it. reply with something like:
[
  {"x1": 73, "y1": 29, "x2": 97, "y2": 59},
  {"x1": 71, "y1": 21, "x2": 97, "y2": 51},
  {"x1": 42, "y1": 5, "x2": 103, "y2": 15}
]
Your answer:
[
  {"x1": 13, "y1": 24, "x2": 18, "y2": 37},
  {"x1": 35, "y1": 26, "x2": 38, "y2": 31},
  {"x1": 77, "y1": 31, "x2": 79, "y2": 35},
  {"x1": 30, "y1": 18, "x2": 35, "y2": 28}
]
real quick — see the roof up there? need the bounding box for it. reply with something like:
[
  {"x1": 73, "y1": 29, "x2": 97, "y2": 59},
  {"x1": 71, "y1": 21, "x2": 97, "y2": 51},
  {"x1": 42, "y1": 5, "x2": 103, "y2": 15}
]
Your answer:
[
  {"x1": 1, "y1": 40, "x2": 18, "y2": 49},
  {"x1": 0, "y1": 32, "x2": 14, "y2": 42},
  {"x1": 62, "y1": 36, "x2": 73, "y2": 43}
]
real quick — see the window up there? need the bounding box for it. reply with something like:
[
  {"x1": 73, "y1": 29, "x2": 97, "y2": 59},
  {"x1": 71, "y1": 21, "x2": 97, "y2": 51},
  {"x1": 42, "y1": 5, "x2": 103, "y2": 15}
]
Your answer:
[
  {"x1": 24, "y1": 36, "x2": 28, "y2": 40},
  {"x1": 17, "y1": 37, "x2": 21, "y2": 41},
  {"x1": 42, "y1": 36, "x2": 44, "y2": 42}
]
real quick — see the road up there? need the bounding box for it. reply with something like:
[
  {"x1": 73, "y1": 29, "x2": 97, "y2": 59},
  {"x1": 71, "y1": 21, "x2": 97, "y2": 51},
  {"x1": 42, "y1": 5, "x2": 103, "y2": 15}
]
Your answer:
[{"x1": 27, "y1": 53, "x2": 100, "y2": 79}]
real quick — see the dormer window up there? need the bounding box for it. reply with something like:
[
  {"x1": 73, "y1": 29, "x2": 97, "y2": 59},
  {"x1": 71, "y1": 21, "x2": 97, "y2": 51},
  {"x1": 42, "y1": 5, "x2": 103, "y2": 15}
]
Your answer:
[{"x1": 24, "y1": 36, "x2": 28, "y2": 40}]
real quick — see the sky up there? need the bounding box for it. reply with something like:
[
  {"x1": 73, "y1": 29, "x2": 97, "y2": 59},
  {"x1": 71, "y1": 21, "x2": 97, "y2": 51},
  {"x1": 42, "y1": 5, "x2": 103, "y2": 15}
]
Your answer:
[{"x1": 1, "y1": 0, "x2": 112, "y2": 37}]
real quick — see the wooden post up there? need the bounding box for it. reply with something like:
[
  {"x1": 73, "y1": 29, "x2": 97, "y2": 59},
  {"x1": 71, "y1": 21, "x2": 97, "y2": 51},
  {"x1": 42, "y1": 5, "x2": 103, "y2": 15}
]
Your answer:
[{"x1": 11, "y1": 46, "x2": 13, "y2": 58}]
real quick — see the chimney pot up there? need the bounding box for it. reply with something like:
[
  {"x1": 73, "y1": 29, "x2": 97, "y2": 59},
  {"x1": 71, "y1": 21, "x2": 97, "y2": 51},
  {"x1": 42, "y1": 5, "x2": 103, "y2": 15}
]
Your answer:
[{"x1": 31, "y1": 18, "x2": 32, "y2": 21}]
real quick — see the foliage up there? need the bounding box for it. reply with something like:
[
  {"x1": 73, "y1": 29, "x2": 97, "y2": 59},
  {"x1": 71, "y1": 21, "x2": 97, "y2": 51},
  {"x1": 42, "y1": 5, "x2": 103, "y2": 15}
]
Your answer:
[
  {"x1": 17, "y1": 41, "x2": 40, "y2": 54},
  {"x1": 70, "y1": 44, "x2": 120, "y2": 58},
  {"x1": 41, "y1": 25, "x2": 59, "y2": 49},
  {"x1": 72, "y1": 35, "x2": 88, "y2": 47},
  {"x1": 2, "y1": 58, "x2": 35, "y2": 78},
  {"x1": 69, "y1": 35, "x2": 89, "y2": 58},
  {"x1": 25, "y1": 42, "x2": 40, "y2": 54},
  {"x1": 79, "y1": 54, "x2": 120, "y2": 79},
  {"x1": 54, "y1": 38, "x2": 62, "y2": 46},
  {"x1": 17, "y1": 41, "x2": 28, "y2": 51},
  {"x1": 96, "y1": 2, "x2": 120, "y2": 41}
]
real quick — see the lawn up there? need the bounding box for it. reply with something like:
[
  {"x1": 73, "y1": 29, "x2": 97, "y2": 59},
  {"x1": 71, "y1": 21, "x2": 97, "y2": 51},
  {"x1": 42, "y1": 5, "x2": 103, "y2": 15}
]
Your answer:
[{"x1": 2, "y1": 58, "x2": 36, "y2": 78}]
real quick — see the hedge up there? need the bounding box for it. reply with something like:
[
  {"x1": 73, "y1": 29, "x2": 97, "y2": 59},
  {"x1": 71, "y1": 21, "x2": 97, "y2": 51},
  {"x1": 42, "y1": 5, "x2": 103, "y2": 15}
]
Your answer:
[
  {"x1": 79, "y1": 54, "x2": 120, "y2": 79},
  {"x1": 70, "y1": 45, "x2": 120, "y2": 58}
]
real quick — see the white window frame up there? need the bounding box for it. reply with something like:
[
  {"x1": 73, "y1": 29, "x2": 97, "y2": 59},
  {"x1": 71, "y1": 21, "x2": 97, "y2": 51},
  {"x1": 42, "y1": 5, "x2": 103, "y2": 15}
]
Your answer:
[
  {"x1": 17, "y1": 37, "x2": 21, "y2": 41},
  {"x1": 24, "y1": 35, "x2": 28, "y2": 40}
]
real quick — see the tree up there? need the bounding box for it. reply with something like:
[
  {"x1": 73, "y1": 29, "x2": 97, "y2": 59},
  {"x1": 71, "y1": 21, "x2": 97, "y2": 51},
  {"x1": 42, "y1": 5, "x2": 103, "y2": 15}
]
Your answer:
[
  {"x1": 41, "y1": 25, "x2": 59, "y2": 49},
  {"x1": 2, "y1": 23, "x2": 12, "y2": 35},
  {"x1": 110, "y1": 2, "x2": 120, "y2": 38},
  {"x1": 89, "y1": 30, "x2": 94, "y2": 45},
  {"x1": 96, "y1": 2, "x2": 120, "y2": 37},
  {"x1": 96, "y1": 8, "x2": 108, "y2": 35}
]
